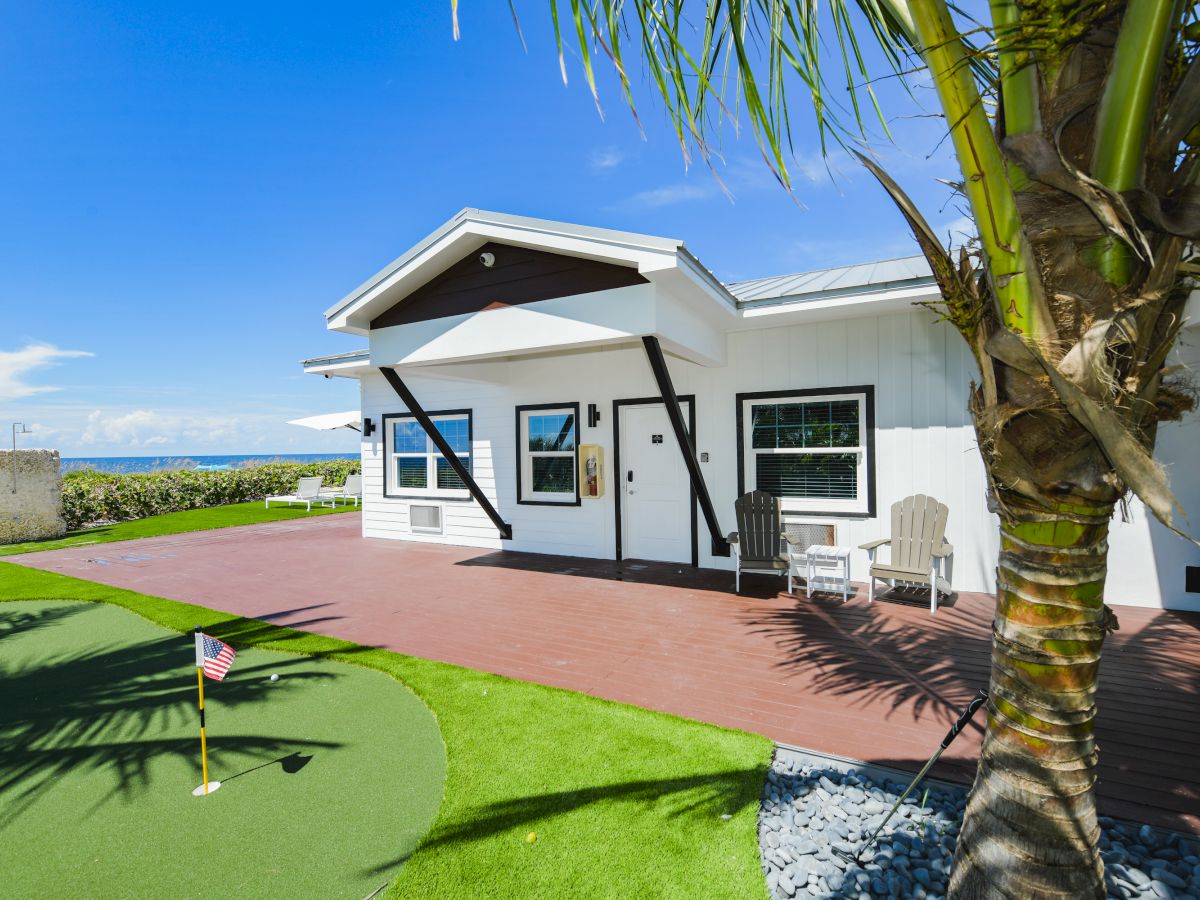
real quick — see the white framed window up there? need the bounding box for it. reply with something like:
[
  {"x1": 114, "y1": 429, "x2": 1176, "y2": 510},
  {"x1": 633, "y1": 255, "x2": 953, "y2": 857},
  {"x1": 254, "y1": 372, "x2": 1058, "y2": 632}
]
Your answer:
[
  {"x1": 382, "y1": 410, "x2": 471, "y2": 499},
  {"x1": 516, "y1": 403, "x2": 579, "y2": 505},
  {"x1": 738, "y1": 389, "x2": 873, "y2": 515}
]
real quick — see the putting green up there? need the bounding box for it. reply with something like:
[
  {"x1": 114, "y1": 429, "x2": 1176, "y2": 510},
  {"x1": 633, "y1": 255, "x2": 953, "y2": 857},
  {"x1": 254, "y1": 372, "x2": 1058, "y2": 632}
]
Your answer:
[{"x1": 0, "y1": 601, "x2": 445, "y2": 899}]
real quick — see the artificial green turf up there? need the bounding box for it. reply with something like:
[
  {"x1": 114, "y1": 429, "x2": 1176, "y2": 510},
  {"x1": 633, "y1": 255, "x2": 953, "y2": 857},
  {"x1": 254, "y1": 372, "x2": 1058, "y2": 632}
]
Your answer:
[
  {"x1": 0, "y1": 500, "x2": 355, "y2": 557},
  {"x1": 0, "y1": 560, "x2": 773, "y2": 899},
  {"x1": 0, "y1": 599, "x2": 445, "y2": 900}
]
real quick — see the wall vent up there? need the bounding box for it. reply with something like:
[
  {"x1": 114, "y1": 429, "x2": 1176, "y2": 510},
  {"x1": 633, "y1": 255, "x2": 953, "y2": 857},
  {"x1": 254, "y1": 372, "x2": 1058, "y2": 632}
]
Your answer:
[
  {"x1": 410, "y1": 504, "x2": 443, "y2": 534},
  {"x1": 781, "y1": 519, "x2": 837, "y2": 549}
]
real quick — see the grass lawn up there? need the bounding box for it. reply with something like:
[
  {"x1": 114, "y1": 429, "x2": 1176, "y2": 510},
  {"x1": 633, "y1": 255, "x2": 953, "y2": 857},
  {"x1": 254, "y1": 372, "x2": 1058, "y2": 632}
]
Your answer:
[
  {"x1": 0, "y1": 561, "x2": 772, "y2": 899},
  {"x1": 0, "y1": 500, "x2": 355, "y2": 556},
  {"x1": 0, "y1": 600, "x2": 444, "y2": 899}
]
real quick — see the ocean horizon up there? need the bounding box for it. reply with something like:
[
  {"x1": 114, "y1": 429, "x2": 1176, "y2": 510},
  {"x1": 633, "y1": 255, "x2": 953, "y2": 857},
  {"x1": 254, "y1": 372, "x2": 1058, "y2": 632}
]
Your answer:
[{"x1": 61, "y1": 453, "x2": 358, "y2": 474}]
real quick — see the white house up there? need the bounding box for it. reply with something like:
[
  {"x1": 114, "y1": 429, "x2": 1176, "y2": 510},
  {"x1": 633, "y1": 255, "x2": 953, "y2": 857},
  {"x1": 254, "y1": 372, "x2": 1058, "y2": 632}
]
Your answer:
[{"x1": 304, "y1": 208, "x2": 1200, "y2": 611}]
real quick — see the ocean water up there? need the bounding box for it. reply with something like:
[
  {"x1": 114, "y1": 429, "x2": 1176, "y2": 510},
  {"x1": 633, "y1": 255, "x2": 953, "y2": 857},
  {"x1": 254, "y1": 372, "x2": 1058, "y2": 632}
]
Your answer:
[{"x1": 61, "y1": 453, "x2": 358, "y2": 474}]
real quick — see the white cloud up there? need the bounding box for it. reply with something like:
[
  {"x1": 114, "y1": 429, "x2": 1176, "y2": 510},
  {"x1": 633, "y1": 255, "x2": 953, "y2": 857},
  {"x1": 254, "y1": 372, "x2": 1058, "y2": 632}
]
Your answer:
[
  {"x1": 614, "y1": 150, "x2": 852, "y2": 212},
  {"x1": 620, "y1": 182, "x2": 715, "y2": 210},
  {"x1": 0, "y1": 343, "x2": 93, "y2": 401},
  {"x1": 588, "y1": 146, "x2": 626, "y2": 173},
  {"x1": 788, "y1": 150, "x2": 854, "y2": 187},
  {"x1": 938, "y1": 214, "x2": 977, "y2": 251},
  {"x1": 80, "y1": 409, "x2": 252, "y2": 450}
]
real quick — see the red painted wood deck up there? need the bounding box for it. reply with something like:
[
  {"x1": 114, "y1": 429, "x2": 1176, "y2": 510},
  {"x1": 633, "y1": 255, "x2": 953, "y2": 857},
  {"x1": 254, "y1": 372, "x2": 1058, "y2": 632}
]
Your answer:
[{"x1": 11, "y1": 512, "x2": 1199, "y2": 834}]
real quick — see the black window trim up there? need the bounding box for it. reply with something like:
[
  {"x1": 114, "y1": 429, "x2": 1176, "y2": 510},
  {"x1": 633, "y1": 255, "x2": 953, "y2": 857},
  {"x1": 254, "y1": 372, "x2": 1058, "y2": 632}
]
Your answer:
[
  {"x1": 381, "y1": 408, "x2": 474, "y2": 500},
  {"x1": 735, "y1": 385, "x2": 876, "y2": 518},
  {"x1": 515, "y1": 401, "x2": 582, "y2": 507}
]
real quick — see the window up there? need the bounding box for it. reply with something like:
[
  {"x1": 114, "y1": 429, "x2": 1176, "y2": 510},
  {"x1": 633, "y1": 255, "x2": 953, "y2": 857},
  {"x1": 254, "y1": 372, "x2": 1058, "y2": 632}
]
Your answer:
[
  {"x1": 738, "y1": 388, "x2": 874, "y2": 515},
  {"x1": 383, "y1": 411, "x2": 471, "y2": 498},
  {"x1": 516, "y1": 403, "x2": 580, "y2": 505}
]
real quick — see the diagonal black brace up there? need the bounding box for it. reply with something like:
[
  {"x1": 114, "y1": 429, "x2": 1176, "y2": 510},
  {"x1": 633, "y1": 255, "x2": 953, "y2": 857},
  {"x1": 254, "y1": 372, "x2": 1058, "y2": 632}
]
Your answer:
[
  {"x1": 640, "y1": 336, "x2": 730, "y2": 557},
  {"x1": 378, "y1": 367, "x2": 513, "y2": 540}
]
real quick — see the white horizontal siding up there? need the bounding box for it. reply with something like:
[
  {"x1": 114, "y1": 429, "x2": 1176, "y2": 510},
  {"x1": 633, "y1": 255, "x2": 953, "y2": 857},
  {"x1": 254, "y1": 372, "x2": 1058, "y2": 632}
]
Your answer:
[{"x1": 349, "y1": 308, "x2": 1200, "y2": 607}]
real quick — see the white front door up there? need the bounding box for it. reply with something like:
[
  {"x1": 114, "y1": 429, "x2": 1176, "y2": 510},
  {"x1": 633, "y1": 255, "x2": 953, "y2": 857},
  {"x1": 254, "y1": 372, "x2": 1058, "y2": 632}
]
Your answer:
[{"x1": 619, "y1": 402, "x2": 692, "y2": 564}]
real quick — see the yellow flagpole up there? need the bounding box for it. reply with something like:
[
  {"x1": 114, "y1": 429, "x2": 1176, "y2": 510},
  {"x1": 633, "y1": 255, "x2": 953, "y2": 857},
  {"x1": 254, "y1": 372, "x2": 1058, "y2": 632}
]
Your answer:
[
  {"x1": 197, "y1": 665, "x2": 210, "y2": 795},
  {"x1": 194, "y1": 626, "x2": 210, "y2": 796}
]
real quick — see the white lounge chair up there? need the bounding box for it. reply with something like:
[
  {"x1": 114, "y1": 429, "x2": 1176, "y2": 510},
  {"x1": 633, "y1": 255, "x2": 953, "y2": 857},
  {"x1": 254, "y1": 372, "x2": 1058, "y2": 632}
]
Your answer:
[
  {"x1": 860, "y1": 494, "x2": 953, "y2": 614},
  {"x1": 265, "y1": 477, "x2": 334, "y2": 512},
  {"x1": 320, "y1": 474, "x2": 362, "y2": 507}
]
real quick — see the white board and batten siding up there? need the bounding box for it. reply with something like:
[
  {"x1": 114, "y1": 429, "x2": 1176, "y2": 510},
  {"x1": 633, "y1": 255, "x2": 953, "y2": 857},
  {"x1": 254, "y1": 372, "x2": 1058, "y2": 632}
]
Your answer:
[{"x1": 358, "y1": 307, "x2": 1004, "y2": 597}]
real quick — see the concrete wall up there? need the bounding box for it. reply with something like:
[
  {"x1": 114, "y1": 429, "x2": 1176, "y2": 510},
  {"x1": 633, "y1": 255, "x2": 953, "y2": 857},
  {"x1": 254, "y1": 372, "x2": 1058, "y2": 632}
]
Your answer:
[
  {"x1": 357, "y1": 307, "x2": 1002, "y2": 598},
  {"x1": 0, "y1": 449, "x2": 66, "y2": 544}
]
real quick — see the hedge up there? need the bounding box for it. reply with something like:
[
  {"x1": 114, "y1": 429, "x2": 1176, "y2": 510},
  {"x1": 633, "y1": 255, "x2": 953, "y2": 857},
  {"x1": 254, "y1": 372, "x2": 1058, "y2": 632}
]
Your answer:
[{"x1": 61, "y1": 460, "x2": 362, "y2": 529}]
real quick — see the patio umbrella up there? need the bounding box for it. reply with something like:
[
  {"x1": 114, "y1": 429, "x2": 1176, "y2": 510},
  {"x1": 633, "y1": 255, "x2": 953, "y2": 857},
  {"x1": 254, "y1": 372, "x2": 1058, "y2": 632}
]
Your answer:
[{"x1": 286, "y1": 411, "x2": 362, "y2": 432}]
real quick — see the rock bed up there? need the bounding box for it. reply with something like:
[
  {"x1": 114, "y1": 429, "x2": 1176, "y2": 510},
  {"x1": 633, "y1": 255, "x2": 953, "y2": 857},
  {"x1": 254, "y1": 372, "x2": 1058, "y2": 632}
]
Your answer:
[{"x1": 760, "y1": 750, "x2": 1200, "y2": 900}]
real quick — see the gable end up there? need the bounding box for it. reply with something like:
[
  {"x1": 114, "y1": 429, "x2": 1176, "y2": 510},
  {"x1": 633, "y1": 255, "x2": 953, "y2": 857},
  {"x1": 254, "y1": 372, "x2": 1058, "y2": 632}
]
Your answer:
[{"x1": 370, "y1": 241, "x2": 649, "y2": 329}]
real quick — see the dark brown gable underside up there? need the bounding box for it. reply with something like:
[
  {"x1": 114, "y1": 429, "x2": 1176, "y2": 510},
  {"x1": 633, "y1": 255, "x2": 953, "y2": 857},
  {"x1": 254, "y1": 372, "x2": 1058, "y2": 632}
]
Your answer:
[{"x1": 369, "y1": 241, "x2": 649, "y2": 329}]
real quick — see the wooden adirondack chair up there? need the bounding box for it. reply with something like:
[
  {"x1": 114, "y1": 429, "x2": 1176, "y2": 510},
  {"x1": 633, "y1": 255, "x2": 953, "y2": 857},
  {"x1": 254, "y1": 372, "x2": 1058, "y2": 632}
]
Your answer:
[
  {"x1": 859, "y1": 494, "x2": 953, "y2": 614},
  {"x1": 727, "y1": 491, "x2": 827, "y2": 594}
]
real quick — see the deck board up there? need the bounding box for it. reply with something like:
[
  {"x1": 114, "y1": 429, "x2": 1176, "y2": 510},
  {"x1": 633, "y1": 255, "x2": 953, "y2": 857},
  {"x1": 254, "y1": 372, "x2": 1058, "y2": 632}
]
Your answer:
[{"x1": 11, "y1": 512, "x2": 1199, "y2": 834}]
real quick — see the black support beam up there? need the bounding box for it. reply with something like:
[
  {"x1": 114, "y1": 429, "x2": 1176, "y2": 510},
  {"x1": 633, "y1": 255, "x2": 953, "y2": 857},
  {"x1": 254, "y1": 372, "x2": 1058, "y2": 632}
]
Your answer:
[
  {"x1": 378, "y1": 367, "x2": 513, "y2": 540},
  {"x1": 640, "y1": 336, "x2": 730, "y2": 557}
]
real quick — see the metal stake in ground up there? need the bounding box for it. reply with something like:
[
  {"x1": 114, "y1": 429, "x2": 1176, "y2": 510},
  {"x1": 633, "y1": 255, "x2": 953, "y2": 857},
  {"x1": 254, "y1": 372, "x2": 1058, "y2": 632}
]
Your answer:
[{"x1": 833, "y1": 689, "x2": 989, "y2": 866}]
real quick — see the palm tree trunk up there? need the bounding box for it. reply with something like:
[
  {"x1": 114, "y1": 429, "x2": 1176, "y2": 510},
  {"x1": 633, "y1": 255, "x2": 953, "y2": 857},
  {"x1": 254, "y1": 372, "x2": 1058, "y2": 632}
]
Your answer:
[{"x1": 950, "y1": 493, "x2": 1115, "y2": 898}]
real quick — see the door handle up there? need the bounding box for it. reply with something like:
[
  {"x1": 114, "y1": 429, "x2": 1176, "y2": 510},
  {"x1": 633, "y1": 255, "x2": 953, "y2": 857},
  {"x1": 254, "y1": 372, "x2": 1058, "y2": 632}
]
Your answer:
[
  {"x1": 627, "y1": 470, "x2": 634, "y2": 483},
  {"x1": 626, "y1": 470, "x2": 636, "y2": 494}
]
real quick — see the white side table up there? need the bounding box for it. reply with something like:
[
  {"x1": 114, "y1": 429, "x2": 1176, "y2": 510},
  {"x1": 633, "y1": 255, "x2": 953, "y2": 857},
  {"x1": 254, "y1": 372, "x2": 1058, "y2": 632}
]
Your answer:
[
  {"x1": 806, "y1": 545, "x2": 852, "y2": 602},
  {"x1": 786, "y1": 548, "x2": 808, "y2": 595}
]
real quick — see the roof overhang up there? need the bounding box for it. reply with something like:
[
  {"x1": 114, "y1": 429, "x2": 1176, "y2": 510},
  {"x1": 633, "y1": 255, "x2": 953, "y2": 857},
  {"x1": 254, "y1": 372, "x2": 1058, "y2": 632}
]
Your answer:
[
  {"x1": 736, "y1": 281, "x2": 943, "y2": 328},
  {"x1": 324, "y1": 208, "x2": 738, "y2": 336},
  {"x1": 302, "y1": 349, "x2": 370, "y2": 378}
]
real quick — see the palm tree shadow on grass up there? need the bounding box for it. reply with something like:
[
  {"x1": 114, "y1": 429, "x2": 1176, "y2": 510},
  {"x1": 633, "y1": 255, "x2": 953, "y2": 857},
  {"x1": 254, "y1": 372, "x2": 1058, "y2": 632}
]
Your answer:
[
  {"x1": 0, "y1": 606, "x2": 348, "y2": 829},
  {"x1": 0, "y1": 602, "x2": 91, "y2": 638},
  {"x1": 363, "y1": 766, "x2": 767, "y2": 876}
]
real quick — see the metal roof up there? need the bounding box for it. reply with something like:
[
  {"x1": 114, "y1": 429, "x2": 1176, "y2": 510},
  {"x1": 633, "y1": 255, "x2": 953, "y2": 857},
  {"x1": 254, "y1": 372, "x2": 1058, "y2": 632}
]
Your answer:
[
  {"x1": 726, "y1": 255, "x2": 934, "y2": 305},
  {"x1": 304, "y1": 253, "x2": 941, "y2": 367}
]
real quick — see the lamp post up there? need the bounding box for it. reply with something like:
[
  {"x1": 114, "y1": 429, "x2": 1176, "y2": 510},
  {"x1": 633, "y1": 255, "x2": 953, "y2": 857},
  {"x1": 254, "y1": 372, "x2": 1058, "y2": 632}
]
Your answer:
[{"x1": 11, "y1": 423, "x2": 31, "y2": 493}]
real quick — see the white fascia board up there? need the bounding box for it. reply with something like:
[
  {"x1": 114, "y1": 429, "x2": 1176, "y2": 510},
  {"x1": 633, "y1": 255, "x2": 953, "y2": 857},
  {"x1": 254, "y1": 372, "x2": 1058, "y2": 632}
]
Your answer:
[
  {"x1": 735, "y1": 283, "x2": 942, "y2": 328},
  {"x1": 643, "y1": 252, "x2": 739, "y2": 320},
  {"x1": 326, "y1": 223, "x2": 489, "y2": 335},
  {"x1": 324, "y1": 209, "x2": 693, "y2": 335},
  {"x1": 302, "y1": 352, "x2": 371, "y2": 378}
]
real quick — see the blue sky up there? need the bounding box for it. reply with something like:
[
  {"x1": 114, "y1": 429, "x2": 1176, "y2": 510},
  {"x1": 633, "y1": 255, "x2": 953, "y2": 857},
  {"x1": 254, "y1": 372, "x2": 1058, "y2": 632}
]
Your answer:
[{"x1": 0, "y1": 1, "x2": 968, "y2": 457}]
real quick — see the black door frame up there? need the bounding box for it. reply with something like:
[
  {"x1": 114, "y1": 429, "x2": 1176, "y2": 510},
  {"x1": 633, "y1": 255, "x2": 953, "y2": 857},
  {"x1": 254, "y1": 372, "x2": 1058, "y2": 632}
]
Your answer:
[{"x1": 612, "y1": 395, "x2": 698, "y2": 567}]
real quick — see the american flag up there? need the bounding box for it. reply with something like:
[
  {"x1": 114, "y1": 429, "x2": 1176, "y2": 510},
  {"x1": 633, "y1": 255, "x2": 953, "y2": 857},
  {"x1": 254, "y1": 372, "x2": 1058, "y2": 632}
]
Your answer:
[{"x1": 196, "y1": 633, "x2": 236, "y2": 681}]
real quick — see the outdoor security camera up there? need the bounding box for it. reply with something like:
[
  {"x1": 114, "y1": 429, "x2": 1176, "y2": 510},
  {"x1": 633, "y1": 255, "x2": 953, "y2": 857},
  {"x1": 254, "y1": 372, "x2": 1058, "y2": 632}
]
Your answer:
[{"x1": 479, "y1": 251, "x2": 496, "y2": 268}]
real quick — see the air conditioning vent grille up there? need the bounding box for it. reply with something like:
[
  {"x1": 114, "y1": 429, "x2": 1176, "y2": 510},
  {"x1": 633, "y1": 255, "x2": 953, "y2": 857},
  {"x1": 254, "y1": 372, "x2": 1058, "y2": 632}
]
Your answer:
[{"x1": 410, "y1": 504, "x2": 442, "y2": 533}]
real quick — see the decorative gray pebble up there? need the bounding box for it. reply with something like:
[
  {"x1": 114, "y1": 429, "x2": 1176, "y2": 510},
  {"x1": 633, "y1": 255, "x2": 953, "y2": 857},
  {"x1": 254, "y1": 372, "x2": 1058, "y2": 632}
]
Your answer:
[{"x1": 759, "y1": 749, "x2": 1195, "y2": 900}]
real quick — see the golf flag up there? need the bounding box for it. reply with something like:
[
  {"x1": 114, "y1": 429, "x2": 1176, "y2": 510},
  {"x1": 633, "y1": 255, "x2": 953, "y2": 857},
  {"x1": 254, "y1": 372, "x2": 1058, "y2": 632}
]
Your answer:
[
  {"x1": 196, "y1": 632, "x2": 237, "y2": 681},
  {"x1": 192, "y1": 628, "x2": 236, "y2": 797}
]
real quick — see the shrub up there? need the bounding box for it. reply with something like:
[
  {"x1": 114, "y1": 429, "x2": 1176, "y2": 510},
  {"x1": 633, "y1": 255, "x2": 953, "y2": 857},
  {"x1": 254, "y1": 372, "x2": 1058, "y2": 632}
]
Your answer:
[{"x1": 61, "y1": 460, "x2": 361, "y2": 529}]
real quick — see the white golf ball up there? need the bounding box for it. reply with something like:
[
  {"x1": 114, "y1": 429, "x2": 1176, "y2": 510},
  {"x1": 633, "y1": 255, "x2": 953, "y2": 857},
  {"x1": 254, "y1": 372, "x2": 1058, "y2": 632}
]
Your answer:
[{"x1": 270, "y1": 674, "x2": 279, "y2": 682}]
